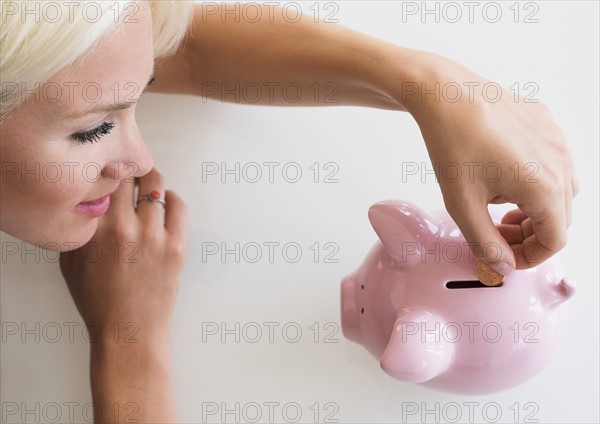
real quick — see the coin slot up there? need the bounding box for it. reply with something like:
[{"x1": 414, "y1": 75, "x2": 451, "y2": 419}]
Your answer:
[{"x1": 446, "y1": 280, "x2": 503, "y2": 289}]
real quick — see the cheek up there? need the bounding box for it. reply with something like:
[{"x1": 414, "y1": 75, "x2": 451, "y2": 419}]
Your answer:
[
  {"x1": 0, "y1": 160, "x2": 102, "y2": 249},
  {"x1": 0, "y1": 97, "x2": 110, "y2": 248},
  {"x1": 1, "y1": 162, "x2": 89, "y2": 208},
  {"x1": 1, "y1": 122, "x2": 95, "y2": 209}
]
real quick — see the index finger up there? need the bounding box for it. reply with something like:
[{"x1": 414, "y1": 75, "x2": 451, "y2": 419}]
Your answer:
[
  {"x1": 95, "y1": 179, "x2": 136, "y2": 235},
  {"x1": 107, "y1": 178, "x2": 135, "y2": 215}
]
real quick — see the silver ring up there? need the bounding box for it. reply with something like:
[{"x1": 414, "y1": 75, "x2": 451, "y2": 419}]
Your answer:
[{"x1": 137, "y1": 190, "x2": 166, "y2": 206}]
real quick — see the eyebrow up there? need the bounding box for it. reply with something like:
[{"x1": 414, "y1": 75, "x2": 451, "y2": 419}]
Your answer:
[{"x1": 63, "y1": 73, "x2": 155, "y2": 120}]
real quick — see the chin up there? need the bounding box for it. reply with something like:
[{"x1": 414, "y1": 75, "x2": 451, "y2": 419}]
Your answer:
[
  {"x1": 53, "y1": 219, "x2": 100, "y2": 251},
  {"x1": 28, "y1": 217, "x2": 100, "y2": 252},
  {"x1": 1, "y1": 207, "x2": 101, "y2": 252}
]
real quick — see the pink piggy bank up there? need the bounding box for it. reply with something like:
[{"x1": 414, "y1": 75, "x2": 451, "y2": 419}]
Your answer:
[{"x1": 341, "y1": 200, "x2": 575, "y2": 395}]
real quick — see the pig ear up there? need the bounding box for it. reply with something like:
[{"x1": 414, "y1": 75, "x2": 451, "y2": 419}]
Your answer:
[
  {"x1": 380, "y1": 309, "x2": 453, "y2": 383},
  {"x1": 368, "y1": 200, "x2": 438, "y2": 265}
]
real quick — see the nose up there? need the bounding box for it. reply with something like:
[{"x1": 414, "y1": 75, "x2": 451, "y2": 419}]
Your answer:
[
  {"x1": 129, "y1": 140, "x2": 154, "y2": 178},
  {"x1": 101, "y1": 123, "x2": 154, "y2": 182}
]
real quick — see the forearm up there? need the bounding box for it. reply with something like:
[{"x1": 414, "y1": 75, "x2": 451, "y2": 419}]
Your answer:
[
  {"x1": 154, "y1": 4, "x2": 435, "y2": 111},
  {"x1": 89, "y1": 341, "x2": 176, "y2": 424}
]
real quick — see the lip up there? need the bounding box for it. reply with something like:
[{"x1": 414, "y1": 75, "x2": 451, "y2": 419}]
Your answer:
[{"x1": 74, "y1": 186, "x2": 119, "y2": 218}]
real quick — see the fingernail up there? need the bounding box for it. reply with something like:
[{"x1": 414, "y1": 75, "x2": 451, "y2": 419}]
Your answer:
[{"x1": 491, "y1": 261, "x2": 514, "y2": 276}]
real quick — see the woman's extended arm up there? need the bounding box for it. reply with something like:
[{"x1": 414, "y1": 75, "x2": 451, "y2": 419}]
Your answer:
[
  {"x1": 150, "y1": 3, "x2": 578, "y2": 277},
  {"x1": 151, "y1": 3, "x2": 418, "y2": 109}
]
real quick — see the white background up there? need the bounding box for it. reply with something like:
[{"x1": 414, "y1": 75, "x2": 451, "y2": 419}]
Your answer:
[{"x1": 1, "y1": 1, "x2": 598, "y2": 423}]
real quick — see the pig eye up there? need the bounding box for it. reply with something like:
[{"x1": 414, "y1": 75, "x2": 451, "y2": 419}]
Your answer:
[
  {"x1": 361, "y1": 284, "x2": 364, "y2": 290},
  {"x1": 361, "y1": 307, "x2": 364, "y2": 314}
]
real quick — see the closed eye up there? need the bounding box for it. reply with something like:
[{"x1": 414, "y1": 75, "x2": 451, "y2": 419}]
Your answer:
[{"x1": 72, "y1": 121, "x2": 115, "y2": 144}]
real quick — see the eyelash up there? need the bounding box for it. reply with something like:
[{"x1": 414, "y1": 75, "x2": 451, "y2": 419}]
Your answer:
[
  {"x1": 70, "y1": 76, "x2": 153, "y2": 144},
  {"x1": 72, "y1": 121, "x2": 115, "y2": 144}
]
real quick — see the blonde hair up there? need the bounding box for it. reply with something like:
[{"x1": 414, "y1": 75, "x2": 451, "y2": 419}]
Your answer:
[{"x1": 0, "y1": 0, "x2": 194, "y2": 124}]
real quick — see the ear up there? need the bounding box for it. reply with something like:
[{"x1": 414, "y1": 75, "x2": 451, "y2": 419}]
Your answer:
[
  {"x1": 380, "y1": 309, "x2": 453, "y2": 383},
  {"x1": 368, "y1": 200, "x2": 437, "y2": 265}
]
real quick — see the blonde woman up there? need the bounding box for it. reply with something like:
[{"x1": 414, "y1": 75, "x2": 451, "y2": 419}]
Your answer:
[{"x1": 0, "y1": 1, "x2": 578, "y2": 422}]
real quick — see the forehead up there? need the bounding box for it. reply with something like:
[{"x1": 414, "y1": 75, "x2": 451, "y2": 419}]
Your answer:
[
  {"x1": 65, "y1": 3, "x2": 153, "y2": 79},
  {"x1": 38, "y1": 2, "x2": 155, "y2": 120}
]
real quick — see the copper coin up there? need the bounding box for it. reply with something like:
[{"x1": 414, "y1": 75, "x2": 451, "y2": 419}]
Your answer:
[{"x1": 476, "y1": 260, "x2": 504, "y2": 286}]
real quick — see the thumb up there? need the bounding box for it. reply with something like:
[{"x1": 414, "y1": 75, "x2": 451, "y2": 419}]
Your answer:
[{"x1": 448, "y1": 200, "x2": 516, "y2": 276}]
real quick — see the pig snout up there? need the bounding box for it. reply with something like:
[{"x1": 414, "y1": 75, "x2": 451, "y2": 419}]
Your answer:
[{"x1": 341, "y1": 274, "x2": 361, "y2": 343}]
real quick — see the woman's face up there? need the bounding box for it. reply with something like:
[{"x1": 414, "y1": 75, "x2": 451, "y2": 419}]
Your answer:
[{"x1": 0, "y1": 2, "x2": 155, "y2": 251}]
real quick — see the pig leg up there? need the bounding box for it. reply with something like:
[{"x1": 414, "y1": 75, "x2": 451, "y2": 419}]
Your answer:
[{"x1": 380, "y1": 309, "x2": 454, "y2": 383}]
